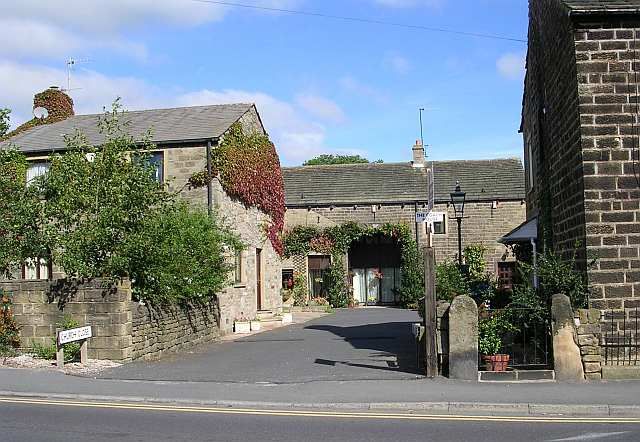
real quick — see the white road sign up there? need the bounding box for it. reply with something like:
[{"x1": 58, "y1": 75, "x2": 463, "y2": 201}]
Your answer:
[
  {"x1": 416, "y1": 211, "x2": 445, "y2": 224},
  {"x1": 58, "y1": 326, "x2": 92, "y2": 345}
]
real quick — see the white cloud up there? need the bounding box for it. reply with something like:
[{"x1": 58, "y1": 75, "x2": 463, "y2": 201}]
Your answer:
[
  {"x1": 384, "y1": 54, "x2": 411, "y2": 74},
  {"x1": 1, "y1": 61, "x2": 349, "y2": 165},
  {"x1": 294, "y1": 94, "x2": 346, "y2": 123},
  {"x1": 0, "y1": 0, "x2": 299, "y2": 61},
  {"x1": 496, "y1": 53, "x2": 525, "y2": 80},
  {"x1": 339, "y1": 76, "x2": 388, "y2": 103}
]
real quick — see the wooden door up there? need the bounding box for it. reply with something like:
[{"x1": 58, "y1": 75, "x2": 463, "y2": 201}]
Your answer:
[{"x1": 256, "y1": 248, "x2": 262, "y2": 311}]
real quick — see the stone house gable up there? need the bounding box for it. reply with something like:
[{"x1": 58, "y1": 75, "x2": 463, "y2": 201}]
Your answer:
[
  {"x1": 522, "y1": 0, "x2": 640, "y2": 307},
  {"x1": 3, "y1": 92, "x2": 282, "y2": 334}
]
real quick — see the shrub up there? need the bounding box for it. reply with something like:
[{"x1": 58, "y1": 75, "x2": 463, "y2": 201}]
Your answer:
[
  {"x1": 31, "y1": 341, "x2": 57, "y2": 360},
  {"x1": 478, "y1": 313, "x2": 515, "y2": 356},
  {"x1": 435, "y1": 260, "x2": 469, "y2": 301},
  {"x1": 30, "y1": 315, "x2": 81, "y2": 362},
  {"x1": 292, "y1": 272, "x2": 308, "y2": 306},
  {"x1": 124, "y1": 203, "x2": 243, "y2": 306},
  {"x1": 0, "y1": 292, "x2": 20, "y2": 356},
  {"x1": 324, "y1": 255, "x2": 350, "y2": 308}
]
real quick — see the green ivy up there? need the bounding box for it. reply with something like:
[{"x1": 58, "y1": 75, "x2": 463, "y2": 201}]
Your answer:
[{"x1": 283, "y1": 221, "x2": 424, "y2": 308}]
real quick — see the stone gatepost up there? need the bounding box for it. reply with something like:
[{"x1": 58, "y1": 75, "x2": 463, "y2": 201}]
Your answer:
[
  {"x1": 551, "y1": 294, "x2": 584, "y2": 382},
  {"x1": 448, "y1": 295, "x2": 478, "y2": 381}
]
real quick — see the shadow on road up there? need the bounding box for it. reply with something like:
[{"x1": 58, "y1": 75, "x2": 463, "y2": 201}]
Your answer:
[{"x1": 306, "y1": 321, "x2": 422, "y2": 376}]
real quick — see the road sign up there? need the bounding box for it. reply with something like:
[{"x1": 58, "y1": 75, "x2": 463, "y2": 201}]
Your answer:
[
  {"x1": 416, "y1": 211, "x2": 445, "y2": 224},
  {"x1": 416, "y1": 212, "x2": 429, "y2": 223},
  {"x1": 58, "y1": 326, "x2": 92, "y2": 345}
]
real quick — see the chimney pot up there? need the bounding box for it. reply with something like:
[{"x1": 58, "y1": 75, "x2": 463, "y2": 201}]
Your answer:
[{"x1": 412, "y1": 139, "x2": 425, "y2": 168}]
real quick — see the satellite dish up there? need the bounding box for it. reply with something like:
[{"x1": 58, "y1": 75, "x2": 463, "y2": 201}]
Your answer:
[{"x1": 33, "y1": 107, "x2": 49, "y2": 120}]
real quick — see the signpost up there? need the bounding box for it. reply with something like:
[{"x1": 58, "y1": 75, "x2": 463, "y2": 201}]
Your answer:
[
  {"x1": 56, "y1": 326, "x2": 92, "y2": 368},
  {"x1": 415, "y1": 211, "x2": 445, "y2": 224}
]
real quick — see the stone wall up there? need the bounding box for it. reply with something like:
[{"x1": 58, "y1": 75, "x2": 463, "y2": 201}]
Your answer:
[
  {"x1": 523, "y1": 0, "x2": 587, "y2": 264},
  {"x1": 430, "y1": 200, "x2": 525, "y2": 271},
  {"x1": 131, "y1": 301, "x2": 219, "y2": 361},
  {"x1": 0, "y1": 278, "x2": 224, "y2": 362},
  {"x1": 285, "y1": 199, "x2": 525, "y2": 273},
  {"x1": 0, "y1": 279, "x2": 132, "y2": 360},
  {"x1": 575, "y1": 308, "x2": 603, "y2": 380},
  {"x1": 573, "y1": 19, "x2": 640, "y2": 309}
]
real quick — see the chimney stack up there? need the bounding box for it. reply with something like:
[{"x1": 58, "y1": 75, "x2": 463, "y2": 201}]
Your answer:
[
  {"x1": 33, "y1": 86, "x2": 74, "y2": 122},
  {"x1": 412, "y1": 139, "x2": 425, "y2": 168}
]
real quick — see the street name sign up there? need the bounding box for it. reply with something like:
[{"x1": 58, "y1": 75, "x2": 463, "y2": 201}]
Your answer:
[{"x1": 58, "y1": 326, "x2": 92, "y2": 345}]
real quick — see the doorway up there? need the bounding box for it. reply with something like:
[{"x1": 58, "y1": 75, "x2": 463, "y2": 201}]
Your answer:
[
  {"x1": 256, "y1": 248, "x2": 262, "y2": 311},
  {"x1": 308, "y1": 255, "x2": 331, "y2": 300}
]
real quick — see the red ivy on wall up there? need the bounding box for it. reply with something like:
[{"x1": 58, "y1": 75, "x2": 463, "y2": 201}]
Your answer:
[{"x1": 190, "y1": 123, "x2": 286, "y2": 255}]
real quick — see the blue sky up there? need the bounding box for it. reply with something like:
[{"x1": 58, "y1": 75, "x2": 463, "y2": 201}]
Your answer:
[{"x1": 1, "y1": 0, "x2": 528, "y2": 166}]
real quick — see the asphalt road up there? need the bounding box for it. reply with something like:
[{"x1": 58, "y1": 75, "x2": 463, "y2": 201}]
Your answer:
[
  {"x1": 2, "y1": 399, "x2": 639, "y2": 442},
  {"x1": 100, "y1": 307, "x2": 423, "y2": 383}
]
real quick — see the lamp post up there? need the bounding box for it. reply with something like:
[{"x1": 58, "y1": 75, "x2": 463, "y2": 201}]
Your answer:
[{"x1": 450, "y1": 181, "x2": 466, "y2": 266}]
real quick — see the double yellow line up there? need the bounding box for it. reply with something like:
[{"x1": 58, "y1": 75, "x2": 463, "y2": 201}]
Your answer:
[{"x1": 1, "y1": 396, "x2": 639, "y2": 424}]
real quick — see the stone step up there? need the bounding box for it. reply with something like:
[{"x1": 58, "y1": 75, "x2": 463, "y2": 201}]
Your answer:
[
  {"x1": 478, "y1": 369, "x2": 555, "y2": 382},
  {"x1": 256, "y1": 310, "x2": 275, "y2": 320}
]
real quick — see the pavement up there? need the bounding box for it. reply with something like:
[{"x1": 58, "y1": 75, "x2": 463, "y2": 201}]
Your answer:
[{"x1": 1, "y1": 307, "x2": 640, "y2": 418}]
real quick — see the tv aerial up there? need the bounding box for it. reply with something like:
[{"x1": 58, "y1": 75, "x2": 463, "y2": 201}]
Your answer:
[
  {"x1": 65, "y1": 57, "x2": 91, "y2": 93},
  {"x1": 33, "y1": 107, "x2": 49, "y2": 120}
]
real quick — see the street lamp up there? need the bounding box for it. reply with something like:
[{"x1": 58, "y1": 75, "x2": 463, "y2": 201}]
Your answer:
[{"x1": 450, "y1": 181, "x2": 466, "y2": 266}]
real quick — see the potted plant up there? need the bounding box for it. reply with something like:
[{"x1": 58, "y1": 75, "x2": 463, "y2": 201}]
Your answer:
[
  {"x1": 281, "y1": 306, "x2": 293, "y2": 324},
  {"x1": 234, "y1": 313, "x2": 251, "y2": 334},
  {"x1": 478, "y1": 314, "x2": 513, "y2": 371},
  {"x1": 250, "y1": 317, "x2": 261, "y2": 331}
]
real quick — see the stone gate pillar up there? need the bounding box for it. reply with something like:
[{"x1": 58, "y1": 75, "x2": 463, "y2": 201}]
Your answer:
[{"x1": 449, "y1": 294, "x2": 478, "y2": 381}]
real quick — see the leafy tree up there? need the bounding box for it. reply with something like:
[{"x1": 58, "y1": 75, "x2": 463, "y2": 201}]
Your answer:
[
  {"x1": 324, "y1": 255, "x2": 350, "y2": 308},
  {"x1": 39, "y1": 103, "x2": 173, "y2": 280},
  {"x1": 0, "y1": 109, "x2": 10, "y2": 137},
  {"x1": 124, "y1": 203, "x2": 243, "y2": 306},
  {"x1": 0, "y1": 147, "x2": 46, "y2": 278},
  {"x1": 303, "y1": 154, "x2": 382, "y2": 166}
]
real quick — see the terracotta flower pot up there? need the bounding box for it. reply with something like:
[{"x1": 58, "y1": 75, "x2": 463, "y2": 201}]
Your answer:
[{"x1": 482, "y1": 354, "x2": 510, "y2": 372}]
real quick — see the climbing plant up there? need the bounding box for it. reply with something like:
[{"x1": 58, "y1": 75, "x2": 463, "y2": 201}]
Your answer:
[
  {"x1": 189, "y1": 123, "x2": 285, "y2": 255},
  {"x1": 1, "y1": 89, "x2": 75, "y2": 141},
  {"x1": 282, "y1": 222, "x2": 424, "y2": 308}
]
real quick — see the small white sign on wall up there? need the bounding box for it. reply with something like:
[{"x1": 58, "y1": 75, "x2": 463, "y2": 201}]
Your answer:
[{"x1": 416, "y1": 211, "x2": 445, "y2": 224}]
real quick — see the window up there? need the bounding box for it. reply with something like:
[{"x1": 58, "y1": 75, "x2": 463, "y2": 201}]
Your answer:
[
  {"x1": 433, "y1": 214, "x2": 446, "y2": 234},
  {"x1": 133, "y1": 151, "x2": 164, "y2": 183},
  {"x1": 282, "y1": 269, "x2": 294, "y2": 290},
  {"x1": 497, "y1": 261, "x2": 517, "y2": 291},
  {"x1": 525, "y1": 138, "x2": 535, "y2": 192},
  {"x1": 23, "y1": 258, "x2": 51, "y2": 280},
  {"x1": 425, "y1": 212, "x2": 446, "y2": 234},
  {"x1": 234, "y1": 250, "x2": 243, "y2": 284},
  {"x1": 148, "y1": 152, "x2": 164, "y2": 183},
  {"x1": 26, "y1": 161, "x2": 50, "y2": 185}
]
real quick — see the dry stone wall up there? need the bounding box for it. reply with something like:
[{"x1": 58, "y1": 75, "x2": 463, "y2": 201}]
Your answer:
[
  {"x1": 0, "y1": 279, "x2": 222, "y2": 362},
  {"x1": 131, "y1": 301, "x2": 219, "y2": 361}
]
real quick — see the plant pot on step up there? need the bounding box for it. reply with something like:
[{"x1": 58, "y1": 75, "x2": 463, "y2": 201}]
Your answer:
[
  {"x1": 482, "y1": 354, "x2": 510, "y2": 372},
  {"x1": 234, "y1": 320, "x2": 251, "y2": 334},
  {"x1": 250, "y1": 320, "x2": 261, "y2": 331}
]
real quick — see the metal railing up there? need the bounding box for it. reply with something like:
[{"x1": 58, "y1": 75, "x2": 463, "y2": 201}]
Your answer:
[
  {"x1": 603, "y1": 307, "x2": 640, "y2": 366},
  {"x1": 484, "y1": 307, "x2": 553, "y2": 369}
]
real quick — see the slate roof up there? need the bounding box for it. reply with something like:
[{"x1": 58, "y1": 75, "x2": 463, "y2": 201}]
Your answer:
[
  {"x1": 562, "y1": 0, "x2": 640, "y2": 12},
  {"x1": 430, "y1": 159, "x2": 525, "y2": 202},
  {"x1": 282, "y1": 158, "x2": 525, "y2": 207},
  {"x1": 1, "y1": 103, "x2": 255, "y2": 153}
]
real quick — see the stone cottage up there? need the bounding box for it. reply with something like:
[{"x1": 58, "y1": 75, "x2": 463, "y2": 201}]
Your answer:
[
  {"x1": 282, "y1": 141, "x2": 526, "y2": 305},
  {"x1": 1, "y1": 88, "x2": 282, "y2": 339},
  {"x1": 521, "y1": 0, "x2": 640, "y2": 310}
]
